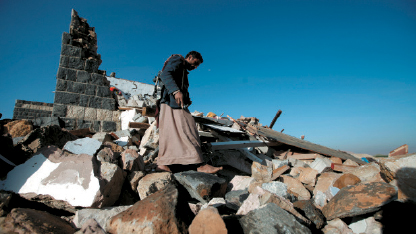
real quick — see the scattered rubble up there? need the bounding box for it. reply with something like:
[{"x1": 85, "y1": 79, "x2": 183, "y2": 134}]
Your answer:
[{"x1": 1, "y1": 9, "x2": 415, "y2": 234}]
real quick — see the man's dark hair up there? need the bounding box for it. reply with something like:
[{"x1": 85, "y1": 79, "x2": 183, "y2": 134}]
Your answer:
[{"x1": 186, "y1": 51, "x2": 203, "y2": 63}]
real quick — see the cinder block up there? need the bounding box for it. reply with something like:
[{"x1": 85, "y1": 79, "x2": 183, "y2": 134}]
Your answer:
[
  {"x1": 54, "y1": 91, "x2": 80, "y2": 105},
  {"x1": 102, "y1": 98, "x2": 115, "y2": 110},
  {"x1": 77, "y1": 70, "x2": 91, "y2": 83},
  {"x1": 67, "y1": 82, "x2": 86, "y2": 94},
  {"x1": 61, "y1": 44, "x2": 82, "y2": 57}
]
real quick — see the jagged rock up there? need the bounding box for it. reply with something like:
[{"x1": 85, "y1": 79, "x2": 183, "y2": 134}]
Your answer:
[
  {"x1": 92, "y1": 132, "x2": 113, "y2": 144},
  {"x1": 127, "y1": 171, "x2": 146, "y2": 191},
  {"x1": 225, "y1": 189, "x2": 249, "y2": 210},
  {"x1": 322, "y1": 218, "x2": 353, "y2": 234},
  {"x1": 19, "y1": 193, "x2": 77, "y2": 214},
  {"x1": 96, "y1": 147, "x2": 117, "y2": 163},
  {"x1": 227, "y1": 175, "x2": 254, "y2": 192},
  {"x1": 74, "y1": 218, "x2": 106, "y2": 234},
  {"x1": 348, "y1": 216, "x2": 383, "y2": 234},
  {"x1": 240, "y1": 203, "x2": 312, "y2": 234},
  {"x1": 348, "y1": 162, "x2": 383, "y2": 183},
  {"x1": 0, "y1": 208, "x2": 75, "y2": 234},
  {"x1": 261, "y1": 181, "x2": 288, "y2": 198},
  {"x1": 333, "y1": 173, "x2": 361, "y2": 189},
  {"x1": 137, "y1": 172, "x2": 174, "y2": 200},
  {"x1": 322, "y1": 182, "x2": 397, "y2": 220},
  {"x1": 0, "y1": 146, "x2": 124, "y2": 208},
  {"x1": 281, "y1": 175, "x2": 311, "y2": 200},
  {"x1": 74, "y1": 206, "x2": 131, "y2": 231},
  {"x1": 251, "y1": 161, "x2": 272, "y2": 183},
  {"x1": 260, "y1": 190, "x2": 311, "y2": 225},
  {"x1": 297, "y1": 167, "x2": 319, "y2": 186},
  {"x1": 13, "y1": 125, "x2": 78, "y2": 165},
  {"x1": 63, "y1": 137, "x2": 102, "y2": 156},
  {"x1": 108, "y1": 184, "x2": 194, "y2": 234},
  {"x1": 4, "y1": 120, "x2": 33, "y2": 138},
  {"x1": 379, "y1": 154, "x2": 416, "y2": 202},
  {"x1": 189, "y1": 207, "x2": 227, "y2": 234},
  {"x1": 236, "y1": 193, "x2": 261, "y2": 215},
  {"x1": 174, "y1": 171, "x2": 227, "y2": 204},
  {"x1": 120, "y1": 149, "x2": 145, "y2": 171},
  {"x1": 313, "y1": 172, "x2": 341, "y2": 209},
  {"x1": 310, "y1": 157, "x2": 332, "y2": 173},
  {"x1": 293, "y1": 199, "x2": 326, "y2": 229}
]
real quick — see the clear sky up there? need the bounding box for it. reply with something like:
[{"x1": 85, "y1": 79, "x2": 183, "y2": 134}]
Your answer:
[{"x1": 1, "y1": 0, "x2": 415, "y2": 156}]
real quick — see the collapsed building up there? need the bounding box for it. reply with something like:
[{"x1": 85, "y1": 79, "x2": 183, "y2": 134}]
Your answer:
[{"x1": 1, "y1": 9, "x2": 415, "y2": 234}]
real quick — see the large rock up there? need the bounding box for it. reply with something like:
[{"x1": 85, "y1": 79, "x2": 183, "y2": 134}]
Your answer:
[
  {"x1": 189, "y1": 207, "x2": 227, "y2": 234},
  {"x1": 236, "y1": 193, "x2": 261, "y2": 215},
  {"x1": 74, "y1": 206, "x2": 131, "y2": 231},
  {"x1": 120, "y1": 149, "x2": 145, "y2": 171},
  {"x1": 0, "y1": 146, "x2": 124, "y2": 208},
  {"x1": 108, "y1": 184, "x2": 194, "y2": 234},
  {"x1": 13, "y1": 125, "x2": 78, "y2": 165},
  {"x1": 174, "y1": 171, "x2": 227, "y2": 203},
  {"x1": 333, "y1": 173, "x2": 361, "y2": 189},
  {"x1": 74, "y1": 218, "x2": 106, "y2": 234},
  {"x1": 225, "y1": 189, "x2": 249, "y2": 210},
  {"x1": 281, "y1": 175, "x2": 311, "y2": 200},
  {"x1": 251, "y1": 161, "x2": 272, "y2": 183},
  {"x1": 63, "y1": 137, "x2": 102, "y2": 156},
  {"x1": 137, "y1": 172, "x2": 174, "y2": 200},
  {"x1": 0, "y1": 208, "x2": 75, "y2": 234},
  {"x1": 261, "y1": 181, "x2": 288, "y2": 198},
  {"x1": 293, "y1": 199, "x2": 325, "y2": 229},
  {"x1": 379, "y1": 154, "x2": 416, "y2": 202},
  {"x1": 322, "y1": 218, "x2": 353, "y2": 234},
  {"x1": 227, "y1": 175, "x2": 254, "y2": 191},
  {"x1": 322, "y1": 182, "x2": 397, "y2": 220},
  {"x1": 348, "y1": 162, "x2": 383, "y2": 183},
  {"x1": 313, "y1": 172, "x2": 341, "y2": 209},
  {"x1": 239, "y1": 203, "x2": 312, "y2": 234}
]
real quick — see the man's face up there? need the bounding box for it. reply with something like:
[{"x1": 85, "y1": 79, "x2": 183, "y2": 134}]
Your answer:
[{"x1": 185, "y1": 56, "x2": 201, "y2": 71}]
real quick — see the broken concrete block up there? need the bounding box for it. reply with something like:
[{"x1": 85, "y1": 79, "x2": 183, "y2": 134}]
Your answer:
[
  {"x1": 63, "y1": 137, "x2": 101, "y2": 156},
  {"x1": 333, "y1": 173, "x2": 361, "y2": 189},
  {"x1": 310, "y1": 157, "x2": 332, "y2": 173},
  {"x1": 225, "y1": 189, "x2": 249, "y2": 210},
  {"x1": 189, "y1": 207, "x2": 227, "y2": 234},
  {"x1": 174, "y1": 171, "x2": 227, "y2": 204},
  {"x1": 137, "y1": 172, "x2": 174, "y2": 200},
  {"x1": 322, "y1": 182, "x2": 397, "y2": 220},
  {"x1": 239, "y1": 203, "x2": 312, "y2": 234},
  {"x1": 1, "y1": 208, "x2": 76, "y2": 234},
  {"x1": 236, "y1": 193, "x2": 261, "y2": 215},
  {"x1": 281, "y1": 175, "x2": 311, "y2": 200},
  {"x1": 108, "y1": 184, "x2": 194, "y2": 234},
  {"x1": 73, "y1": 205, "x2": 131, "y2": 231},
  {"x1": 120, "y1": 149, "x2": 144, "y2": 171},
  {"x1": 1, "y1": 146, "x2": 124, "y2": 208},
  {"x1": 261, "y1": 181, "x2": 288, "y2": 198}
]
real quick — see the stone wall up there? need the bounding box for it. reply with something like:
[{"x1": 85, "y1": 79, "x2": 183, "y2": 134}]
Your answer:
[
  {"x1": 52, "y1": 9, "x2": 120, "y2": 132},
  {"x1": 13, "y1": 100, "x2": 53, "y2": 120}
]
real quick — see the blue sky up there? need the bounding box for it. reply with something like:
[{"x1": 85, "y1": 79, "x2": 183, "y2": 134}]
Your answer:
[{"x1": 1, "y1": 0, "x2": 415, "y2": 155}]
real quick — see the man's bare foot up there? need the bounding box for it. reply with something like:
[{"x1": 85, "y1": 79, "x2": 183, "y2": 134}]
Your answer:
[
  {"x1": 197, "y1": 164, "x2": 223, "y2": 174},
  {"x1": 156, "y1": 165, "x2": 172, "y2": 172}
]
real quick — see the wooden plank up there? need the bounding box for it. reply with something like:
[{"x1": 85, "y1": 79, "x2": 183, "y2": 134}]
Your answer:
[
  {"x1": 287, "y1": 154, "x2": 319, "y2": 160},
  {"x1": 331, "y1": 163, "x2": 358, "y2": 172},
  {"x1": 271, "y1": 165, "x2": 290, "y2": 180},
  {"x1": 128, "y1": 122, "x2": 150, "y2": 129},
  {"x1": 210, "y1": 140, "x2": 281, "y2": 151},
  {"x1": 142, "y1": 107, "x2": 156, "y2": 117},
  {"x1": 253, "y1": 127, "x2": 367, "y2": 165}
]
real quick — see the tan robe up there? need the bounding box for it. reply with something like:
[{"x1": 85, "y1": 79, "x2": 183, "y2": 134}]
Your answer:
[{"x1": 157, "y1": 104, "x2": 203, "y2": 165}]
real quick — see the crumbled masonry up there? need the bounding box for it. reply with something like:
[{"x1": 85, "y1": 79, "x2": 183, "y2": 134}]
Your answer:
[{"x1": 2, "y1": 9, "x2": 415, "y2": 233}]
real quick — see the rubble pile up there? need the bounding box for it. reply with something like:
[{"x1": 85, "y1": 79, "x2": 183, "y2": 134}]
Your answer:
[{"x1": 1, "y1": 113, "x2": 415, "y2": 234}]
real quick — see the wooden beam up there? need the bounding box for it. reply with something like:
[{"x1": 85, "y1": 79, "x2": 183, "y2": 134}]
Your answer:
[
  {"x1": 209, "y1": 140, "x2": 280, "y2": 151},
  {"x1": 269, "y1": 109, "x2": 282, "y2": 129},
  {"x1": 251, "y1": 126, "x2": 367, "y2": 165},
  {"x1": 287, "y1": 154, "x2": 319, "y2": 160},
  {"x1": 128, "y1": 122, "x2": 150, "y2": 129},
  {"x1": 142, "y1": 107, "x2": 156, "y2": 117}
]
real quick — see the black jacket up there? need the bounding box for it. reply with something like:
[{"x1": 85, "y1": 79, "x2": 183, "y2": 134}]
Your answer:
[{"x1": 159, "y1": 55, "x2": 191, "y2": 109}]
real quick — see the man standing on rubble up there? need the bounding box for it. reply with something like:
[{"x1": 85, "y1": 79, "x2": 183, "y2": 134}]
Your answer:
[{"x1": 156, "y1": 51, "x2": 222, "y2": 174}]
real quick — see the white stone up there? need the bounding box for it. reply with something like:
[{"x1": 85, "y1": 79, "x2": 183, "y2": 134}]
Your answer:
[
  {"x1": 63, "y1": 137, "x2": 102, "y2": 156},
  {"x1": 261, "y1": 181, "x2": 288, "y2": 198},
  {"x1": 228, "y1": 175, "x2": 254, "y2": 191},
  {"x1": 236, "y1": 193, "x2": 260, "y2": 215},
  {"x1": 310, "y1": 157, "x2": 332, "y2": 173},
  {"x1": 272, "y1": 159, "x2": 289, "y2": 170}
]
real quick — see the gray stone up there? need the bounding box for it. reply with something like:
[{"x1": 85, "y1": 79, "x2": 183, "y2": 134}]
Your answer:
[
  {"x1": 240, "y1": 203, "x2": 312, "y2": 234},
  {"x1": 56, "y1": 79, "x2": 67, "y2": 91},
  {"x1": 74, "y1": 218, "x2": 106, "y2": 234},
  {"x1": 120, "y1": 149, "x2": 144, "y2": 171},
  {"x1": 74, "y1": 206, "x2": 131, "y2": 232},
  {"x1": 91, "y1": 73, "x2": 106, "y2": 85},
  {"x1": 68, "y1": 56, "x2": 84, "y2": 70},
  {"x1": 102, "y1": 98, "x2": 116, "y2": 110},
  {"x1": 63, "y1": 137, "x2": 102, "y2": 156},
  {"x1": 79, "y1": 94, "x2": 90, "y2": 107},
  {"x1": 96, "y1": 86, "x2": 111, "y2": 98},
  {"x1": 54, "y1": 91, "x2": 80, "y2": 105},
  {"x1": 89, "y1": 96, "x2": 102, "y2": 108},
  {"x1": 102, "y1": 121, "x2": 116, "y2": 132},
  {"x1": 174, "y1": 171, "x2": 227, "y2": 203},
  {"x1": 137, "y1": 172, "x2": 174, "y2": 200},
  {"x1": 67, "y1": 81, "x2": 86, "y2": 94},
  {"x1": 96, "y1": 147, "x2": 117, "y2": 163},
  {"x1": 293, "y1": 199, "x2": 326, "y2": 229},
  {"x1": 85, "y1": 59, "x2": 99, "y2": 73},
  {"x1": 225, "y1": 189, "x2": 249, "y2": 210},
  {"x1": 85, "y1": 84, "x2": 97, "y2": 95},
  {"x1": 61, "y1": 44, "x2": 82, "y2": 57},
  {"x1": 261, "y1": 181, "x2": 288, "y2": 198},
  {"x1": 62, "y1": 32, "x2": 72, "y2": 44},
  {"x1": 77, "y1": 70, "x2": 91, "y2": 83},
  {"x1": 32, "y1": 117, "x2": 61, "y2": 128}
]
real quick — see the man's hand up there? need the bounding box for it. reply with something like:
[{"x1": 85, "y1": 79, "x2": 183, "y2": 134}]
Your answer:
[{"x1": 174, "y1": 91, "x2": 184, "y2": 108}]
